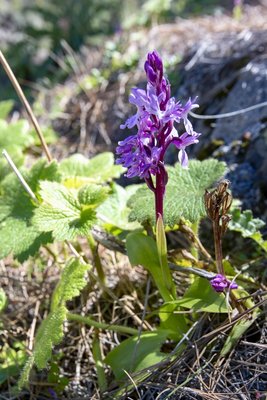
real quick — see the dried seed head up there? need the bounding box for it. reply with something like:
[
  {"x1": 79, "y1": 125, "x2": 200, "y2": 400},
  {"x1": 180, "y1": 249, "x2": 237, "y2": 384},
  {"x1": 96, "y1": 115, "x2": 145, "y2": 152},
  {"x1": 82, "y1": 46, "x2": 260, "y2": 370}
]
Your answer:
[
  {"x1": 204, "y1": 190, "x2": 216, "y2": 220},
  {"x1": 217, "y1": 180, "x2": 230, "y2": 197},
  {"x1": 221, "y1": 214, "x2": 232, "y2": 234},
  {"x1": 221, "y1": 191, "x2": 233, "y2": 215},
  {"x1": 204, "y1": 180, "x2": 232, "y2": 229}
]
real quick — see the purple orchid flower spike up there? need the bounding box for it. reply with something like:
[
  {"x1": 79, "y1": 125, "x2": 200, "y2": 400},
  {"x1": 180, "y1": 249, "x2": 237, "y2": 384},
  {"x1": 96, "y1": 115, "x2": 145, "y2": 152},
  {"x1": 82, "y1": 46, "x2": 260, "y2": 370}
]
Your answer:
[
  {"x1": 116, "y1": 50, "x2": 200, "y2": 221},
  {"x1": 210, "y1": 274, "x2": 238, "y2": 293}
]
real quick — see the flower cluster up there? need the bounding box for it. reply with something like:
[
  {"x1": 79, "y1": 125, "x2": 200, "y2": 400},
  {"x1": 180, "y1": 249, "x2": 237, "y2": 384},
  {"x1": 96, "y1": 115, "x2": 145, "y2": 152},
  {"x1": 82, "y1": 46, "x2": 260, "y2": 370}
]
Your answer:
[
  {"x1": 210, "y1": 274, "x2": 238, "y2": 293},
  {"x1": 116, "y1": 51, "x2": 200, "y2": 182}
]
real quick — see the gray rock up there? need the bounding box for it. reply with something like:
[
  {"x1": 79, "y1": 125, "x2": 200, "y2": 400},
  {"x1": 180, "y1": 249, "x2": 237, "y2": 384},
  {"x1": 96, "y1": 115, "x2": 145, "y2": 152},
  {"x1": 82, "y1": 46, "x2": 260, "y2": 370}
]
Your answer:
[{"x1": 177, "y1": 30, "x2": 267, "y2": 220}]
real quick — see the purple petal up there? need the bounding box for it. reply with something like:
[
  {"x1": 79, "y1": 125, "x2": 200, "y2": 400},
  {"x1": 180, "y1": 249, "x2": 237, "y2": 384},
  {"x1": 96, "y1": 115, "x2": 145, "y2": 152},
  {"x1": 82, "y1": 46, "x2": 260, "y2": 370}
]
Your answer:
[{"x1": 178, "y1": 149, "x2": 188, "y2": 168}]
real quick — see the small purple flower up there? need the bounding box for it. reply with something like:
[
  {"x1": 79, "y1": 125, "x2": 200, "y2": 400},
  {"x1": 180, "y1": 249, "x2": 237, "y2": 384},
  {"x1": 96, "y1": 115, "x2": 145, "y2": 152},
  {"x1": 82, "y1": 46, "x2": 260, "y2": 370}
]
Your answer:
[
  {"x1": 210, "y1": 274, "x2": 238, "y2": 293},
  {"x1": 116, "y1": 50, "x2": 200, "y2": 219}
]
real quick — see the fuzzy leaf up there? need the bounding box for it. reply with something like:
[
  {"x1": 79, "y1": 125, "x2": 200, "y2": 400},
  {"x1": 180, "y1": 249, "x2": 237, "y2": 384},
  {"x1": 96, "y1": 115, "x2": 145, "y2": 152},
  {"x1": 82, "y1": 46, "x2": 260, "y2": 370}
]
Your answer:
[
  {"x1": 0, "y1": 160, "x2": 60, "y2": 261},
  {"x1": 0, "y1": 119, "x2": 35, "y2": 180},
  {"x1": 0, "y1": 120, "x2": 34, "y2": 150},
  {"x1": 59, "y1": 152, "x2": 124, "y2": 188},
  {"x1": 33, "y1": 181, "x2": 101, "y2": 240},
  {"x1": 128, "y1": 159, "x2": 226, "y2": 226},
  {"x1": 229, "y1": 208, "x2": 267, "y2": 251},
  {"x1": 51, "y1": 258, "x2": 91, "y2": 310},
  {"x1": 34, "y1": 306, "x2": 66, "y2": 369},
  {"x1": 97, "y1": 184, "x2": 141, "y2": 230},
  {"x1": 78, "y1": 184, "x2": 109, "y2": 206},
  {"x1": 18, "y1": 258, "x2": 91, "y2": 388},
  {"x1": 18, "y1": 305, "x2": 66, "y2": 389}
]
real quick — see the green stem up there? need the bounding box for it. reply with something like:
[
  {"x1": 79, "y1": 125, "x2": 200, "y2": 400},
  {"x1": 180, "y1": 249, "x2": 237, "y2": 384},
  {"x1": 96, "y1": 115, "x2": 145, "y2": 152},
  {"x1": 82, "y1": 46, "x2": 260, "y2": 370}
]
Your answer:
[
  {"x1": 67, "y1": 313, "x2": 139, "y2": 335},
  {"x1": 92, "y1": 330, "x2": 107, "y2": 392},
  {"x1": 88, "y1": 233, "x2": 105, "y2": 284},
  {"x1": 190, "y1": 221, "x2": 199, "y2": 260}
]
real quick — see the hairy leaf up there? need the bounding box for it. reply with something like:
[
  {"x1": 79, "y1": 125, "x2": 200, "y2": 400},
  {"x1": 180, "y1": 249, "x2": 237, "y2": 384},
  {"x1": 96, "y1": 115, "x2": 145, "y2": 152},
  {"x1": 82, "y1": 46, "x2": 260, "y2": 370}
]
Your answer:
[
  {"x1": 97, "y1": 184, "x2": 140, "y2": 230},
  {"x1": 229, "y1": 208, "x2": 267, "y2": 251},
  {"x1": 59, "y1": 152, "x2": 124, "y2": 187},
  {"x1": 0, "y1": 119, "x2": 34, "y2": 181},
  {"x1": 0, "y1": 160, "x2": 60, "y2": 261},
  {"x1": 34, "y1": 306, "x2": 67, "y2": 369},
  {"x1": 33, "y1": 181, "x2": 104, "y2": 240},
  {"x1": 18, "y1": 259, "x2": 91, "y2": 389},
  {"x1": 51, "y1": 258, "x2": 91, "y2": 310},
  {"x1": 78, "y1": 184, "x2": 109, "y2": 206},
  {"x1": 128, "y1": 159, "x2": 226, "y2": 226}
]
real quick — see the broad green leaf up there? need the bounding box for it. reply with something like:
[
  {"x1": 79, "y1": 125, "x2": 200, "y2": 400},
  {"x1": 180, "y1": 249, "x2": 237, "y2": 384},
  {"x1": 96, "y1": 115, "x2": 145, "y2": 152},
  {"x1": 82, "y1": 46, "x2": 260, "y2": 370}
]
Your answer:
[
  {"x1": 126, "y1": 232, "x2": 176, "y2": 301},
  {"x1": 159, "y1": 302, "x2": 188, "y2": 341},
  {"x1": 0, "y1": 160, "x2": 60, "y2": 261},
  {"x1": 128, "y1": 159, "x2": 226, "y2": 226},
  {"x1": 59, "y1": 152, "x2": 124, "y2": 188},
  {"x1": 0, "y1": 219, "x2": 52, "y2": 262},
  {"x1": 169, "y1": 277, "x2": 229, "y2": 313},
  {"x1": 0, "y1": 100, "x2": 14, "y2": 119},
  {"x1": 51, "y1": 259, "x2": 91, "y2": 310},
  {"x1": 97, "y1": 184, "x2": 141, "y2": 230},
  {"x1": 33, "y1": 181, "x2": 100, "y2": 240},
  {"x1": 229, "y1": 208, "x2": 267, "y2": 252},
  {"x1": 105, "y1": 331, "x2": 169, "y2": 381}
]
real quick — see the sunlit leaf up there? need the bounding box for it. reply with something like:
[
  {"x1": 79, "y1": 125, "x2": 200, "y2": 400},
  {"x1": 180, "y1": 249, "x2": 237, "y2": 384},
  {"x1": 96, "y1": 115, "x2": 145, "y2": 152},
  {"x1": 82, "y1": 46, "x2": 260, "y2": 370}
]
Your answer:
[{"x1": 128, "y1": 159, "x2": 226, "y2": 226}]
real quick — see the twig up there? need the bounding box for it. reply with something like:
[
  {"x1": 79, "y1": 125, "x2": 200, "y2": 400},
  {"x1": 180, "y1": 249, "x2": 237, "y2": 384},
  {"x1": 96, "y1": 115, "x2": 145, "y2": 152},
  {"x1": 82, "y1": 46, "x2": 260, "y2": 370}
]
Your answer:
[
  {"x1": 0, "y1": 51, "x2": 52, "y2": 161},
  {"x1": 2, "y1": 150, "x2": 37, "y2": 202},
  {"x1": 190, "y1": 100, "x2": 267, "y2": 120},
  {"x1": 28, "y1": 300, "x2": 41, "y2": 351}
]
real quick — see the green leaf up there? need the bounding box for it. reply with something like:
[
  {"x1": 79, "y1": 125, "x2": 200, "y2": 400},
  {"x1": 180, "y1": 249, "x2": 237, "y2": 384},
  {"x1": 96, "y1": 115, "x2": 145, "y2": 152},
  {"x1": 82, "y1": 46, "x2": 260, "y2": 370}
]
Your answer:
[
  {"x1": 229, "y1": 208, "x2": 267, "y2": 251},
  {"x1": 0, "y1": 119, "x2": 34, "y2": 151},
  {"x1": 105, "y1": 331, "x2": 169, "y2": 381},
  {"x1": 78, "y1": 184, "x2": 109, "y2": 206},
  {"x1": 33, "y1": 181, "x2": 100, "y2": 240},
  {"x1": 0, "y1": 119, "x2": 36, "y2": 181},
  {"x1": 126, "y1": 232, "x2": 176, "y2": 301},
  {"x1": 0, "y1": 100, "x2": 14, "y2": 119},
  {"x1": 0, "y1": 288, "x2": 7, "y2": 312},
  {"x1": 0, "y1": 343, "x2": 26, "y2": 386},
  {"x1": 128, "y1": 159, "x2": 226, "y2": 226},
  {"x1": 97, "y1": 184, "x2": 141, "y2": 230},
  {"x1": 51, "y1": 258, "x2": 91, "y2": 310},
  {"x1": 29, "y1": 126, "x2": 58, "y2": 145},
  {"x1": 34, "y1": 305, "x2": 67, "y2": 369},
  {"x1": 59, "y1": 152, "x2": 124, "y2": 188},
  {"x1": 221, "y1": 308, "x2": 261, "y2": 356},
  {"x1": 0, "y1": 160, "x2": 60, "y2": 261},
  {"x1": 19, "y1": 259, "x2": 91, "y2": 388},
  {"x1": 169, "y1": 277, "x2": 229, "y2": 313},
  {"x1": 159, "y1": 302, "x2": 188, "y2": 341}
]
